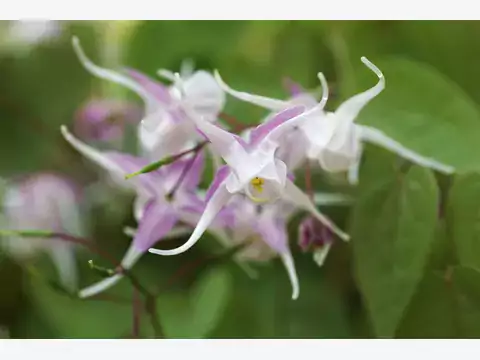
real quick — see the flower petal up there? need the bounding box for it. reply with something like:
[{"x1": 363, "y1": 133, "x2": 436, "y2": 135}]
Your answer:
[
  {"x1": 78, "y1": 243, "x2": 143, "y2": 298},
  {"x1": 283, "y1": 178, "x2": 350, "y2": 241},
  {"x1": 61, "y1": 125, "x2": 159, "y2": 196},
  {"x1": 47, "y1": 241, "x2": 77, "y2": 292},
  {"x1": 317, "y1": 125, "x2": 362, "y2": 173},
  {"x1": 79, "y1": 200, "x2": 177, "y2": 298},
  {"x1": 185, "y1": 113, "x2": 251, "y2": 176},
  {"x1": 149, "y1": 182, "x2": 233, "y2": 256},
  {"x1": 281, "y1": 251, "x2": 300, "y2": 300},
  {"x1": 312, "y1": 243, "x2": 333, "y2": 267},
  {"x1": 360, "y1": 125, "x2": 455, "y2": 174},
  {"x1": 214, "y1": 70, "x2": 288, "y2": 111},
  {"x1": 265, "y1": 85, "x2": 328, "y2": 145},
  {"x1": 249, "y1": 106, "x2": 306, "y2": 146},
  {"x1": 134, "y1": 200, "x2": 178, "y2": 252},
  {"x1": 333, "y1": 57, "x2": 385, "y2": 125},
  {"x1": 205, "y1": 165, "x2": 231, "y2": 203},
  {"x1": 125, "y1": 68, "x2": 172, "y2": 104},
  {"x1": 182, "y1": 70, "x2": 225, "y2": 118},
  {"x1": 72, "y1": 37, "x2": 158, "y2": 114},
  {"x1": 313, "y1": 192, "x2": 352, "y2": 206}
]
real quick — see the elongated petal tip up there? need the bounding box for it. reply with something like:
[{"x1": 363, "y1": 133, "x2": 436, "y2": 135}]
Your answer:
[
  {"x1": 213, "y1": 70, "x2": 228, "y2": 91},
  {"x1": 280, "y1": 252, "x2": 300, "y2": 300},
  {"x1": 71, "y1": 35, "x2": 79, "y2": 47},
  {"x1": 316, "y1": 72, "x2": 329, "y2": 108},
  {"x1": 361, "y1": 56, "x2": 384, "y2": 81},
  {"x1": 78, "y1": 274, "x2": 124, "y2": 299},
  {"x1": 148, "y1": 248, "x2": 165, "y2": 256},
  {"x1": 60, "y1": 124, "x2": 70, "y2": 139},
  {"x1": 156, "y1": 69, "x2": 176, "y2": 82}
]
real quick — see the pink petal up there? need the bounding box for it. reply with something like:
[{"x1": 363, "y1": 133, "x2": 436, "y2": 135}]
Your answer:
[
  {"x1": 250, "y1": 106, "x2": 306, "y2": 147},
  {"x1": 125, "y1": 68, "x2": 172, "y2": 104},
  {"x1": 133, "y1": 200, "x2": 178, "y2": 252}
]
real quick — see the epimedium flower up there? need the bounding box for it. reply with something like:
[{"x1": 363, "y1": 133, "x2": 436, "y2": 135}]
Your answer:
[
  {"x1": 74, "y1": 98, "x2": 142, "y2": 144},
  {"x1": 164, "y1": 189, "x2": 351, "y2": 300},
  {"x1": 72, "y1": 37, "x2": 225, "y2": 162},
  {"x1": 2, "y1": 19, "x2": 62, "y2": 55},
  {"x1": 298, "y1": 216, "x2": 335, "y2": 268},
  {"x1": 214, "y1": 57, "x2": 455, "y2": 185},
  {"x1": 0, "y1": 173, "x2": 84, "y2": 291},
  {"x1": 147, "y1": 93, "x2": 350, "y2": 260},
  {"x1": 60, "y1": 125, "x2": 231, "y2": 298}
]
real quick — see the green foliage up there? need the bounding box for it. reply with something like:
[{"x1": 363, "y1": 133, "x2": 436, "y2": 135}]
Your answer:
[
  {"x1": 351, "y1": 148, "x2": 439, "y2": 337},
  {"x1": 4, "y1": 20, "x2": 480, "y2": 340},
  {"x1": 157, "y1": 265, "x2": 232, "y2": 338}
]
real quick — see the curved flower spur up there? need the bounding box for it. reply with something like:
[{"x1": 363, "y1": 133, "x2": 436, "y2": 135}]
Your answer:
[
  {"x1": 71, "y1": 37, "x2": 225, "y2": 161},
  {"x1": 215, "y1": 57, "x2": 455, "y2": 185},
  {"x1": 148, "y1": 90, "x2": 350, "y2": 262},
  {"x1": 60, "y1": 126, "x2": 227, "y2": 298}
]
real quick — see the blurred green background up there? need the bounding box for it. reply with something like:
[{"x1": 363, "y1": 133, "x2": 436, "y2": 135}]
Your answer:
[{"x1": 2, "y1": 20, "x2": 480, "y2": 339}]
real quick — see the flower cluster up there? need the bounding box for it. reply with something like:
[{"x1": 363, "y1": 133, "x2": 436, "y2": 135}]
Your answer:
[{"x1": 2, "y1": 35, "x2": 455, "y2": 302}]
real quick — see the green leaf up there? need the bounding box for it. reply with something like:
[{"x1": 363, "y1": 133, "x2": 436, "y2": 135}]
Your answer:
[
  {"x1": 398, "y1": 266, "x2": 480, "y2": 338},
  {"x1": 351, "y1": 147, "x2": 439, "y2": 337},
  {"x1": 354, "y1": 57, "x2": 480, "y2": 172},
  {"x1": 211, "y1": 256, "x2": 353, "y2": 339},
  {"x1": 27, "y1": 276, "x2": 135, "y2": 338},
  {"x1": 157, "y1": 265, "x2": 232, "y2": 338},
  {"x1": 125, "y1": 21, "x2": 248, "y2": 76},
  {"x1": 339, "y1": 21, "x2": 480, "y2": 105},
  {"x1": 396, "y1": 270, "x2": 456, "y2": 338},
  {"x1": 448, "y1": 172, "x2": 480, "y2": 269}
]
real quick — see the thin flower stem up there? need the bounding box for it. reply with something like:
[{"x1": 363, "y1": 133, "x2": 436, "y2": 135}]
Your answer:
[
  {"x1": 23, "y1": 231, "x2": 164, "y2": 338},
  {"x1": 166, "y1": 142, "x2": 206, "y2": 199},
  {"x1": 146, "y1": 297, "x2": 164, "y2": 338},
  {"x1": 218, "y1": 112, "x2": 252, "y2": 133},
  {"x1": 125, "y1": 141, "x2": 208, "y2": 179},
  {"x1": 132, "y1": 287, "x2": 141, "y2": 339}
]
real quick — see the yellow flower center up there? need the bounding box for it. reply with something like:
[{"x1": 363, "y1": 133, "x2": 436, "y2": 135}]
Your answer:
[{"x1": 250, "y1": 177, "x2": 265, "y2": 193}]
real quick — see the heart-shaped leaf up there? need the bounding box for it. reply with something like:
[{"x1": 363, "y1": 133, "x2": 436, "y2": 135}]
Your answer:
[
  {"x1": 351, "y1": 146, "x2": 439, "y2": 337},
  {"x1": 354, "y1": 57, "x2": 480, "y2": 172}
]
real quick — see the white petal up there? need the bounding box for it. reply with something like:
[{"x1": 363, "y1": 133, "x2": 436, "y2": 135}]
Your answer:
[
  {"x1": 360, "y1": 125, "x2": 455, "y2": 174},
  {"x1": 214, "y1": 70, "x2": 288, "y2": 111},
  {"x1": 186, "y1": 112, "x2": 252, "y2": 177},
  {"x1": 78, "y1": 274, "x2": 124, "y2": 299},
  {"x1": 280, "y1": 251, "x2": 299, "y2": 300},
  {"x1": 61, "y1": 125, "x2": 126, "y2": 180},
  {"x1": 78, "y1": 243, "x2": 142, "y2": 299},
  {"x1": 149, "y1": 183, "x2": 233, "y2": 256},
  {"x1": 48, "y1": 241, "x2": 78, "y2": 292},
  {"x1": 180, "y1": 58, "x2": 195, "y2": 78},
  {"x1": 334, "y1": 56, "x2": 385, "y2": 125},
  {"x1": 347, "y1": 153, "x2": 362, "y2": 186},
  {"x1": 266, "y1": 98, "x2": 327, "y2": 145},
  {"x1": 157, "y1": 69, "x2": 178, "y2": 83},
  {"x1": 313, "y1": 192, "x2": 353, "y2": 206},
  {"x1": 72, "y1": 37, "x2": 157, "y2": 114},
  {"x1": 283, "y1": 178, "x2": 350, "y2": 242},
  {"x1": 182, "y1": 71, "x2": 225, "y2": 117},
  {"x1": 312, "y1": 243, "x2": 333, "y2": 267}
]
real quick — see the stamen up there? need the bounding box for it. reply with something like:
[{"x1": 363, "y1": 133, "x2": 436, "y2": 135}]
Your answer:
[{"x1": 250, "y1": 177, "x2": 265, "y2": 193}]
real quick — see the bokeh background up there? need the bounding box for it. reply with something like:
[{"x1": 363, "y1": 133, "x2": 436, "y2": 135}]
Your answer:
[{"x1": 1, "y1": 20, "x2": 480, "y2": 339}]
